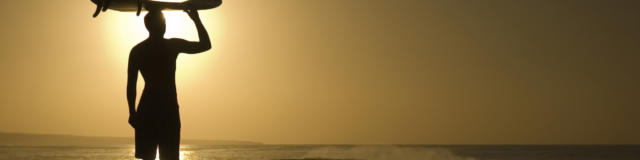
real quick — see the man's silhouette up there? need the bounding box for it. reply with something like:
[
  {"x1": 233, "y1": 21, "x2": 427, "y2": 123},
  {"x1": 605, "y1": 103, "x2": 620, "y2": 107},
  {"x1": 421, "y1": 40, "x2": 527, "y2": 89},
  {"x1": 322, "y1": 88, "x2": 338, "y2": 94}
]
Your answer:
[{"x1": 127, "y1": 7, "x2": 210, "y2": 160}]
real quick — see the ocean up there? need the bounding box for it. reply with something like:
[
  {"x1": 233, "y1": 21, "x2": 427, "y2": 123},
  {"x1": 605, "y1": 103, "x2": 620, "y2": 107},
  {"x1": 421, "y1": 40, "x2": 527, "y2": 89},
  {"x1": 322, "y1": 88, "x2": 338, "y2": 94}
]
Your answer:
[{"x1": 0, "y1": 145, "x2": 638, "y2": 160}]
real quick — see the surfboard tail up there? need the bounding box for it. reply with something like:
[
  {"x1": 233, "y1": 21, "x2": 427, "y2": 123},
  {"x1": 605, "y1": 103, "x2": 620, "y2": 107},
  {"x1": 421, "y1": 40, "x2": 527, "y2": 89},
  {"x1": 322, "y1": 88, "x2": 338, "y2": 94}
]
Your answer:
[{"x1": 92, "y1": 0, "x2": 143, "y2": 18}]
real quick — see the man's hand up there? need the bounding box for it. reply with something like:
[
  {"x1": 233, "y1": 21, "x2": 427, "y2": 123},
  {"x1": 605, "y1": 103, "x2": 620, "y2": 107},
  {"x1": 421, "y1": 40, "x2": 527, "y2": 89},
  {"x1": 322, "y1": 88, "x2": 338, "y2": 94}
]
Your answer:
[
  {"x1": 128, "y1": 114, "x2": 136, "y2": 128},
  {"x1": 184, "y1": 5, "x2": 201, "y2": 21}
]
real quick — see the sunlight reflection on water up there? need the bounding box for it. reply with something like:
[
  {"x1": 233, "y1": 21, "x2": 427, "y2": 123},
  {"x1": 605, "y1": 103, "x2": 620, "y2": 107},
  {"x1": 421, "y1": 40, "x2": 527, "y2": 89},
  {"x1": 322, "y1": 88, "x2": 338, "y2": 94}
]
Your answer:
[
  {"x1": 153, "y1": 150, "x2": 192, "y2": 160},
  {"x1": 128, "y1": 146, "x2": 193, "y2": 160},
  {"x1": 0, "y1": 145, "x2": 520, "y2": 160}
]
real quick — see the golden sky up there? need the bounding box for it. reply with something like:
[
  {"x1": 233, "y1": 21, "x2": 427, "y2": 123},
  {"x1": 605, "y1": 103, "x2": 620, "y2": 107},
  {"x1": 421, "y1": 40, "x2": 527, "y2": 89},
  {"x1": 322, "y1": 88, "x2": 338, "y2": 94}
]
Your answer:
[{"x1": 0, "y1": 0, "x2": 639, "y2": 144}]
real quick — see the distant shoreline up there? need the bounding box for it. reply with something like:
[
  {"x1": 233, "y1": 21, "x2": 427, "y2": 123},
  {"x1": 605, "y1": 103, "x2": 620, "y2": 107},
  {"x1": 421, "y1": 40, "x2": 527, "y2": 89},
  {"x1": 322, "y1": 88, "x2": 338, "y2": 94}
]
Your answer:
[{"x1": 0, "y1": 132, "x2": 262, "y2": 146}]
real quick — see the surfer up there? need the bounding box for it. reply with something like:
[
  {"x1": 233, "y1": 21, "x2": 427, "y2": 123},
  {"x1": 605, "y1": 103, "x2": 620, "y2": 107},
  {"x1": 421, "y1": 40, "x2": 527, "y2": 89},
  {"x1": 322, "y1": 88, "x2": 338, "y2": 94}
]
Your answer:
[{"x1": 126, "y1": 5, "x2": 211, "y2": 160}]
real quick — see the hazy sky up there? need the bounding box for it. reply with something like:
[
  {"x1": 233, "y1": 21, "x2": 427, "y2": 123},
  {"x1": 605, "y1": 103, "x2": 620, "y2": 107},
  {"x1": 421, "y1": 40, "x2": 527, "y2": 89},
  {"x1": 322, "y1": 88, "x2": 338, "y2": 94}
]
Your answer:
[{"x1": 0, "y1": 0, "x2": 639, "y2": 144}]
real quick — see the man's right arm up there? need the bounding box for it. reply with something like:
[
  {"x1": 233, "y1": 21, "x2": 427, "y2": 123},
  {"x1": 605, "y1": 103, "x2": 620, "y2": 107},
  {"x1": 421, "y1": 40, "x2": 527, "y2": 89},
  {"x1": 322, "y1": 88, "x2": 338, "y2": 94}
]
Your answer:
[{"x1": 127, "y1": 49, "x2": 139, "y2": 128}]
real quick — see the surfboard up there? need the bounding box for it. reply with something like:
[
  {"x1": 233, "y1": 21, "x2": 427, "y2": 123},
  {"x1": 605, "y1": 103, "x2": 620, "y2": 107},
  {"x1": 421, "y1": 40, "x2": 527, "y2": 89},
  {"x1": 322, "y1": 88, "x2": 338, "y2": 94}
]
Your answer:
[{"x1": 91, "y1": 0, "x2": 222, "y2": 17}]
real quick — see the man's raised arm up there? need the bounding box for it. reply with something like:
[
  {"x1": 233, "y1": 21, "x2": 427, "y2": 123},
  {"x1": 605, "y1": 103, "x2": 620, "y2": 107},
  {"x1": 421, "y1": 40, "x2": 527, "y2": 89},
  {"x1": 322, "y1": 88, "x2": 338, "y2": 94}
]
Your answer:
[{"x1": 180, "y1": 8, "x2": 212, "y2": 54}]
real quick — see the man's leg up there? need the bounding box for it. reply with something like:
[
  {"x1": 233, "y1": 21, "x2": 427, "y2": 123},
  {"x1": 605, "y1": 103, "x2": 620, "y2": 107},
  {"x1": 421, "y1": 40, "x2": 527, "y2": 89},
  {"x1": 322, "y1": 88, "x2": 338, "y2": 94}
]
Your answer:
[
  {"x1": 135, "y1": 127, "x2": 159, "y2": 160},
  {"x1": 158, "y1": 125, "x2": 180, "y2": 160},
  {"x1": 158, "y1": 110, "x2": 181, "y2": 160}
]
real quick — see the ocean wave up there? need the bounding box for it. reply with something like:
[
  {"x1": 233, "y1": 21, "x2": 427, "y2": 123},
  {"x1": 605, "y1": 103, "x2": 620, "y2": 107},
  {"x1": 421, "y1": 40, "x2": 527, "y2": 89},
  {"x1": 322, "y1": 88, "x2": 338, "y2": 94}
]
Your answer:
[{"x1": 300, "y1": 146, "x2": 475, "y2": 160}]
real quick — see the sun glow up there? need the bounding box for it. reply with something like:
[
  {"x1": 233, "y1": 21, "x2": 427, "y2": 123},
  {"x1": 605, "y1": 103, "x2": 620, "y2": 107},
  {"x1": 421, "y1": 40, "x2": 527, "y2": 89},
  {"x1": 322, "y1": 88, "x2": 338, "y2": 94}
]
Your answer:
[
  {"x1": 163, "y1": 11, "x2": 197, "y2": 40},
  {"x1": 99, "y1": 8, "x2": 222, "y2": 87}
]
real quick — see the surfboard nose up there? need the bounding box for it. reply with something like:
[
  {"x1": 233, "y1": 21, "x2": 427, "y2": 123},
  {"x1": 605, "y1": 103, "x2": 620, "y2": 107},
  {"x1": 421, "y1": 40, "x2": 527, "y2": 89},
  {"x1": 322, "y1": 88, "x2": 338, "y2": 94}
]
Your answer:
[
  {"x1": 184, "y1": 0, "x2": 222, "y2": 10},
  {"x1": 208, "y1": 0, "x2": 222, "y2": 9}
]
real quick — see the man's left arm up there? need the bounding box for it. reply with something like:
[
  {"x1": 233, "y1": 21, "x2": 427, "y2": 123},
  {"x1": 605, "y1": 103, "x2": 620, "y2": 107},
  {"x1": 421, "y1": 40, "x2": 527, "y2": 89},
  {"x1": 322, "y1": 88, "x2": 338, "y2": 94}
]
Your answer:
[{"x1": 178, "y1": 8, "x2": 212, "y2": 54}]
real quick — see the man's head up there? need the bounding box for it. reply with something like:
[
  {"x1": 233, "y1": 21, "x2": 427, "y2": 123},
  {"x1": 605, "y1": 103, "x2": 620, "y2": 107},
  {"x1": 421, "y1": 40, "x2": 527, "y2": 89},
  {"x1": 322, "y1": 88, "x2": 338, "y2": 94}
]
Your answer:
[{"x1": 144, "y1": 10, "x2": 166, "y2": 37}]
